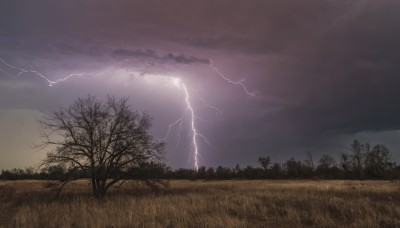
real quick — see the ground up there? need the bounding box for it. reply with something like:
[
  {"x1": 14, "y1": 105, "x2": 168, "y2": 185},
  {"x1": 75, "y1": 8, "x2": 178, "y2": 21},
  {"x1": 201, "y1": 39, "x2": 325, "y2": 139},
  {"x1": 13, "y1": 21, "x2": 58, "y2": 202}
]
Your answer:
[{"x1": 0, "y1": 180, "x2": 399, "y2": 227}]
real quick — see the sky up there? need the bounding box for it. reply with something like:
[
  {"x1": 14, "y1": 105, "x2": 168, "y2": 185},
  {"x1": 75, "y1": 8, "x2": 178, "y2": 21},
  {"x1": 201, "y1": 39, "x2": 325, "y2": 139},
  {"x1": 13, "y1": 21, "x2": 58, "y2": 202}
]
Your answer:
[{"x1": 1, "y1": 0, "x2": 400, "y2": 170}]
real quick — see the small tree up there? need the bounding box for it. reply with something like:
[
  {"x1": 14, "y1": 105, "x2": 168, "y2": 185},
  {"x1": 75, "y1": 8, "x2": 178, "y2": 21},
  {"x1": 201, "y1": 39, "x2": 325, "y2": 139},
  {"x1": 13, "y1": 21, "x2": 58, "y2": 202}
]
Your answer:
[
  {"x1": 365, "y1": 144, "x2": 392, "y2": 179},
  {"x1": 258, "y1": 157, "x2": 271, "y2": 170},
  {"x1": 318, "y1": 154, "x2": 336, "y2": 169},
  {"x1": 303, "y1": 151, "x2": 315, "y2": 178},
  {"x1": 316, "y1": 154, "x2": 339, "y2": 178},
  {"x1": 350, "y1": 140, "x2": 365, "y2": 180},
  {"x1": 271, "y1": 163, "x2": 282, "y2": 179},
  {"x1": 304, "y1": 151, "x2": 314, "y2": 169},
  {"x1": 38, "y1": 95, "x2": 165, "y2": 198},
  {"x1": 340, "y1": 153, "x2": 352, "y2": 178},
  {"x1": 284, "y1": 158, "x2": 304, "y2": 178}
]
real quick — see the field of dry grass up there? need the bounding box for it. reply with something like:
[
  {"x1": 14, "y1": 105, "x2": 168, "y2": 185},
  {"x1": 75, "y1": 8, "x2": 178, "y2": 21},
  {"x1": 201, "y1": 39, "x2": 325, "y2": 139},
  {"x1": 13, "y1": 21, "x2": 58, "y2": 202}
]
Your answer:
[{"x1": 0, "y1": 179, "x2": 399, "y2": 227}]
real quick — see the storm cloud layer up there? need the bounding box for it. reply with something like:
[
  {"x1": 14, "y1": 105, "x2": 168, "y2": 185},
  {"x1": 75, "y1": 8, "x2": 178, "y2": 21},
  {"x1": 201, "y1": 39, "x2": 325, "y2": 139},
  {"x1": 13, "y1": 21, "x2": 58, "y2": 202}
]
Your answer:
[{"x1": 1, "y1": 0, "x2": 400, "y2": 169}]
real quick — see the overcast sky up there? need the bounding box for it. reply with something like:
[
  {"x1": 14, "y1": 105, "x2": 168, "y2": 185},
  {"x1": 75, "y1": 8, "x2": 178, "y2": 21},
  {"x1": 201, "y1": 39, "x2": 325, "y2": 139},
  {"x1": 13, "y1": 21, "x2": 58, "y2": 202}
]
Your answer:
[{"x1": 1, "y1": 0, "x2": 399, "y2": 169}]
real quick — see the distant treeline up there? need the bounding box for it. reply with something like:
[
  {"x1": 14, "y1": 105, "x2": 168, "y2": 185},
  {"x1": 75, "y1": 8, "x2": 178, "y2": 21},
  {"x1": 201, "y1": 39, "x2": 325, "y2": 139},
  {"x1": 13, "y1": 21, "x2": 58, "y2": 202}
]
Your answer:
[{"x1": 1, "y1": 140, "x2": 399, "y2": 180}]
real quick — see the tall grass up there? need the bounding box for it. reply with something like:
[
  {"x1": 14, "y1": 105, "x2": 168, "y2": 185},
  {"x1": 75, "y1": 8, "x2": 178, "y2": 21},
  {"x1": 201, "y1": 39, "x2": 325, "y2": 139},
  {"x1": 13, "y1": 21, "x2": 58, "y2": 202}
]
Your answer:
[{"x1": 1, "y1": 180, "x2": 399, "y2": 227}]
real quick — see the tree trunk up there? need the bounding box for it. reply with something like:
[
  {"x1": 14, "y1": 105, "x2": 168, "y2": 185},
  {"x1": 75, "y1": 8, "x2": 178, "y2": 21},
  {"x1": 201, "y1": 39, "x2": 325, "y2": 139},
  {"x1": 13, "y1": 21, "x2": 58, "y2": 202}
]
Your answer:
[
  {"x1": 91, "y1": 176, "x2": 98, "y2": 197},
  {"x1": 91, "y1": 177, "x2": 108, "y2": 199}
]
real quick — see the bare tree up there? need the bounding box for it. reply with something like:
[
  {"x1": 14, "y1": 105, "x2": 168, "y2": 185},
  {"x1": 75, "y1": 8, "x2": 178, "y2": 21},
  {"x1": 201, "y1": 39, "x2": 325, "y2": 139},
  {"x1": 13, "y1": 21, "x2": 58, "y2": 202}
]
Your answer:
[
  {"x1": 340, "y1": 153, "x2": 352, "y2": 177},
  {"x1": 304, "y1": 151, "x2": 314, "y2": 169},
  {"x1": 38, "y1": 95, "x2": 165, "y2": 198},
  {"x1": 258, "y1": 156, "x2": 271, "y2": 170},
  {"x1": 350, "y1": 140, "x2": 365, "y2": 180},
  {"x1": 318, "y1": 154, "x2": 336, "y2": 169},
  {"x1": 365, "y1": 144, "x2": 392, "y2": 178}
]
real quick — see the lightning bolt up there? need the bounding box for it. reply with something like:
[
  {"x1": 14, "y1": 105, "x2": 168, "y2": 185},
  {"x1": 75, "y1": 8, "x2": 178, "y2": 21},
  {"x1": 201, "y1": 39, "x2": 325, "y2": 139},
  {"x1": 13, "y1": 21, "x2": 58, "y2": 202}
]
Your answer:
[
  {"x1": 209, "y1": 59, "x2": 256, "y2": 96},
  {"x1": 181, "y1": 82, "x2": 200, "y2": 170},
  {"x1": 198, "y1": 97, "x2": 223, "y2": 120},
  {"x1": 163, "y1": 112, "x2": 186, "y2": 149},
  {"x1": 0, "y1": 58, "x2": 106, "y2": 86},
  {"x1": 1, "y1": 56, "x2": 255, "y2": 171},
  {"x1": 164, "y1": 78, "x2": 211, "y2": 171},
  {"x1": 162, "y1": 60, "x2": 256, "y2": 170}
]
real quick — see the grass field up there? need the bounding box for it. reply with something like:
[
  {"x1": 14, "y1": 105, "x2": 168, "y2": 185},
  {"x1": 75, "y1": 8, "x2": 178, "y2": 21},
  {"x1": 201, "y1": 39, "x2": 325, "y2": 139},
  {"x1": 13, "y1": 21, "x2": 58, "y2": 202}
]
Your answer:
[{"x1": 1, "y1": 180, "x2": 399, "y2": 227}]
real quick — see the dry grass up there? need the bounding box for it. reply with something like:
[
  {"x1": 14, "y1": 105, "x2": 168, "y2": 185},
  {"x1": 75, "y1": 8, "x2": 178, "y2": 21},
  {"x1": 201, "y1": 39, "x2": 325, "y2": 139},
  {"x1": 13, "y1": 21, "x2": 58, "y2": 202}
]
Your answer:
[{"x1": 1, "y1": 180, "x2": 400, "y2": 227}]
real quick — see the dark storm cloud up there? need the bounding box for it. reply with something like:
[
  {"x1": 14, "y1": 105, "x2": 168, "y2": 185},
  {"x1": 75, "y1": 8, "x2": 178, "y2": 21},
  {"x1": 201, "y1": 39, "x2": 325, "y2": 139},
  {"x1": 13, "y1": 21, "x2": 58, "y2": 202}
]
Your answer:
[
  {"x1": 269, "y1": 8, "x2": 400, "y2": 136},
  {"x1": 112, "y1": 49, "x2": 210, "y2": 65},
  {"x1": 164, "y1": 53, "x2": 209, "y2": 65},
  {"x1": 47, "y1": 43, "x2": 105, "y2": 57}
]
